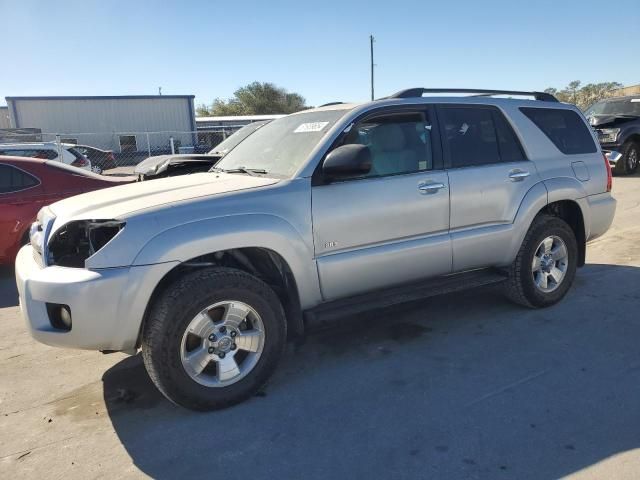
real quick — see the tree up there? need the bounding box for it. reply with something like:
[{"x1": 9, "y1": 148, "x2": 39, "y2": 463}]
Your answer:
[
  {"x1": 202, "y1": 82, "x2": 309, "y2": 116},
  {"x1": 196, "y1": 104, "x2": 211, "y2": 116},
  {"x1": 544, "y1": 81, "x2": 623, "y2": 110}
]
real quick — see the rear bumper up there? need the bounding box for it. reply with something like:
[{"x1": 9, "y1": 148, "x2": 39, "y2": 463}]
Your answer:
[
  {"x1": 586, "y1": 192, "x2": 616, "y2": 242},
  {"x1": 15, "y1": 245, "x2": 177, "y2": 352}
]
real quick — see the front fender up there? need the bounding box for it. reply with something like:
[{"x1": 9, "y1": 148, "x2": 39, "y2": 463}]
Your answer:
[{"x1": 132, "y1": 214, "x2": 322, "y2": 309}]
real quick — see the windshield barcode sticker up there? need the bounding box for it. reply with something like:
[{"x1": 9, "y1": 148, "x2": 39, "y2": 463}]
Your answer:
[{"x1": 294, "y1": 122, "x2": 329, "y2": 133}]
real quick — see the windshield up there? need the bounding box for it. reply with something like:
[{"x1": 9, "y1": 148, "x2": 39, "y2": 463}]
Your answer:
[
  {"x1": 585, "y1": 98, "x2": 640, "y2": 117},
  {"x1": 208, "y1": 121, "x2": 270, "y2": 155},
  {"x1": 214, "y1": 109, "x2": 348, "y2": 177}
]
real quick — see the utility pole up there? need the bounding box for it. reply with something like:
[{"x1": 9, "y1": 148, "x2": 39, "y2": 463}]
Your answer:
[{"x1": 370, "y1": 35, "x2": 375, "y2": 100}]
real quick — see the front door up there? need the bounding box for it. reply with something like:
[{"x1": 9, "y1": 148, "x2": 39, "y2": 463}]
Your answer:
[{"x1": 311, "y1": 106, "x2": 452, "y2": 301}]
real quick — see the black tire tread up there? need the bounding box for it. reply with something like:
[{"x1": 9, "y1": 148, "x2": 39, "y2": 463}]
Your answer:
[
  {"x1": 142, "y1": 267, "x2": 286, "y2": 411},
  {"x1": 505, "y1": 214, "x2": 577, "y2": 308}
]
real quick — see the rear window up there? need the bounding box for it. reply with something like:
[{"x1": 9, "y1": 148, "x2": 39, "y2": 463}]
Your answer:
[
  {"x1": 0, "y1": 164, "x2": 40, "y2": 193},
  {"x1": 520, "y1": 107, "x2": 596, "y2": 155}
]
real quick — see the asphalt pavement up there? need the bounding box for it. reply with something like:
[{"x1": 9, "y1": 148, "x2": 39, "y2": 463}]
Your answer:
[{"x1": 1, "y1": 175, "x2": 639, "y2": 479}]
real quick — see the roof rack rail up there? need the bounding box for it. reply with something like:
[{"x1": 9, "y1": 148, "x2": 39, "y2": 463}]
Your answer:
[
  {"x1": 385, "y1": 88, "x2": 558, "y2": 102},
  {"x1": 318, "y1": 101, "x2": 345, "y2": 107}
]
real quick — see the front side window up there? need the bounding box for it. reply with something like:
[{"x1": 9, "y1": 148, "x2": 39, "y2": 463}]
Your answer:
[
  {"x1": 440, "y1": 106, "x2": 525, "y2": 168},
  {"x1": 521, "y1": 107, "x2": 597, "y2": 155},
  {"x1": 0, "y1": 164, "x2": 39, "y2": 194},
  {"x1": 339, "y1": 111, "x2": 434, "y2": 177}
]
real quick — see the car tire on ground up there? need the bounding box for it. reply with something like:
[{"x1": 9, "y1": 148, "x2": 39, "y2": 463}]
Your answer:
[
  {"x1": 505, "y1": 214, "x2": 578, "y2": 308},
  {"x1": 614, "y1": 141, "x2": 639, "y2": 175},
  {"x1": 141, "y1": 267, "x2": 287, "y2": 411}
]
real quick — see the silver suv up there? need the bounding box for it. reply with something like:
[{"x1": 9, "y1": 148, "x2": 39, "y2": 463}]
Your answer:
[{"x1": 15, "y1": 88, "x2": 616, "y2": 410}]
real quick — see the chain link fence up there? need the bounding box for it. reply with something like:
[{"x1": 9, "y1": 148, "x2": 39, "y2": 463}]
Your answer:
[{"x1": 0, "y1": 126, "x2": 245, "y2": 174}]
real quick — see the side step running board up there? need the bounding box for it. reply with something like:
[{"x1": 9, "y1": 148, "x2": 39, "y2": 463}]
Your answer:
[{"x1": 304, "y1": 269, "x2": 507, "y2": 331}]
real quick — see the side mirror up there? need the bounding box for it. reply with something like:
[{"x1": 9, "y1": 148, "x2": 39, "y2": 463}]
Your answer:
[{"x1": 322, "y1": 144, "x2": 372, "y2": 180}]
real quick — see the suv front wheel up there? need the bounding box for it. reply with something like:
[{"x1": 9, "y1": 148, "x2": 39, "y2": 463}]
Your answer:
[
  {"x1": 142, "y1": 267, "x2": 287, "y2": 411},
  {"x1": 505, "y1": 215, "x2": 578, "y2": 308}
]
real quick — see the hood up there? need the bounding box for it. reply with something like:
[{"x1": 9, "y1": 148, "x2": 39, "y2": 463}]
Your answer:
[
  {"x1": 48, "y1": 171, "x2": 280, "y2": 221},
  {"x1": 134, "y1": 154, "x2": 219, "y2": 175},
  {"x1": 588, "y1": 114, "x2": 639, "y2": 128}
]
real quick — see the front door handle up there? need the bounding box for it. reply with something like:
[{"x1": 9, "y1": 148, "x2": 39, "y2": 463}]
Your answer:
[
  {"x1": 508, "y1": 170, "x2": 530, "y2": 182},
  {"x1": 418, "y1": 182, "x2": 446, "y2": 194}
]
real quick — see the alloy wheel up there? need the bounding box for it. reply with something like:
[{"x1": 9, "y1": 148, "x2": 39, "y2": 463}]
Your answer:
[
  {"x1": 532, "y1": 235, "x2": 569, "y2": 293},
  {"x1": 180, "y1": 300, "x2": 265, "y2": 387}
]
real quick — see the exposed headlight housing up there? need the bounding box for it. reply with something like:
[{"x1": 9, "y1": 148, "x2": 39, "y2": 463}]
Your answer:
[
  {"x1": 48, "y1": 220, "x2": 125, "y2": 268},
  {"x1": 597, "y1": 128, "x2": 620, "y2": 144}
]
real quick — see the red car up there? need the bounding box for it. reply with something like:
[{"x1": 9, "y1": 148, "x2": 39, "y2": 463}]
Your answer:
[{"x1": 0, "y1": 156, "x2": 134, "y2": 265}]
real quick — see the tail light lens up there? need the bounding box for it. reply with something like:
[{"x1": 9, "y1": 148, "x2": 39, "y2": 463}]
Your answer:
[
  {"x1": 72, "y1": 157, "x2": 89, "y2": 168},
  {"x1": 603, "y1": 153, "x2": 612, "y2": 192}
]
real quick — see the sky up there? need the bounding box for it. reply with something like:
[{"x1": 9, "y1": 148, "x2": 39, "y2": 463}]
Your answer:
[{"x1": 1, "y1": 0, "x2": 639, "y2": 108}]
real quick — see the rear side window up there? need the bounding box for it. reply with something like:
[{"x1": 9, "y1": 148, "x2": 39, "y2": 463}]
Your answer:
[
  {"x1": 439, "y1": 106, "x2": 525, "y2": 168},
  {"x1": 0, "y1": 149, "x2": 57, "y2": 160},
  {"x1": 520, "y1": 107, "x2": 596, "y2": 155},
  {"x1": 0, "y1": 164, "x2": 39, "y2": 193}
]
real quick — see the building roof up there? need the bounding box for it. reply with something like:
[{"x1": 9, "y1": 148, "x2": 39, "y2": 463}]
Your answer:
[
  {"x1": 6, "y1": 95, "x2": 195, "y2": 101},
  {"x1": 196, "y1": 114, "x2": 285, "y2": 122}
]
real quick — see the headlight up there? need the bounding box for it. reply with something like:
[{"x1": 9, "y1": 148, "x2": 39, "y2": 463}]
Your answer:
[
  {"x1": 597, "y1": 128, "x2": 620, "y2": 144},
  {"x1": 48, "y1": 220, "x2": 125, "y2": 268}
]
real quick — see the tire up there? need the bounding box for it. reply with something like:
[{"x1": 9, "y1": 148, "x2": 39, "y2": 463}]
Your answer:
[
  {"x1": 614, "y1": 141, "x2": 639, "y2": 175},
  {"x1": 505, "y1": 215, "x2": 578, "y2": 308},
  {"x1": 142, "y1": 267, "x2": 286, "y2": 411},
  {"x1": 91, "y1": 165, "x2": 103, "y2": 174}
]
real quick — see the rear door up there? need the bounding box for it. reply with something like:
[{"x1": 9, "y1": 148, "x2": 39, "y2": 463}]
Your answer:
[
  {"x1": 311, "y1": 105, "x2": 452, "y2": 301},
  {"x1": 0, "y1": 163, "x2": 44, "y2": 261},
  {"x1": 438, "y1": 105, "x2": 540, "y2": 271}
]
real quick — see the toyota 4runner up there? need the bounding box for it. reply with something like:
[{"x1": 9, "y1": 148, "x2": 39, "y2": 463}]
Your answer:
[{"x1": 16, "y1": 88, "x2": 617, "y2": 410}]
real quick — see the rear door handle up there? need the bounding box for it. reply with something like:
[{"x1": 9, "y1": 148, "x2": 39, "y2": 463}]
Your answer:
[
  {"x1": 508, "y1": 170, "x2": 530, "y2": 182},
  {"x1": 418, "y1": 182, "x2": 446, "y2": 194}
]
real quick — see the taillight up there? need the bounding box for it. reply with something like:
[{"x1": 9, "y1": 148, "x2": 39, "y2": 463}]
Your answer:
[
  {"x1": 603, "y1": 153, "x2": 612, "y2": 192},
  {"x1": 72, "y1": 157, "x2": 89, "y2": 168}
]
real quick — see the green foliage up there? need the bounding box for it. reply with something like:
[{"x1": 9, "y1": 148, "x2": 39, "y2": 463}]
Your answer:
[
  {"x1": 544, "y1": 81, "x2": 623, "y2": 110},
  {"x1": 199, "y1": 82, "x2": 309, "y2": 116}
]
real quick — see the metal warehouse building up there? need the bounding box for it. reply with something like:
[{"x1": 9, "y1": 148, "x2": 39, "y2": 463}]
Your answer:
[{"x1": 4, "y1": 95, "x2": 196, "y2": 154}]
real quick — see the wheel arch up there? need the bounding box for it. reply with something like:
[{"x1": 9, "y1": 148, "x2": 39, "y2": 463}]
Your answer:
[
  {"x1": 507, "y1": 179, "x2": 589, "y2": 267},
  {"x1": 132, "y1": 215, "x2": 319, "y2": 348}
]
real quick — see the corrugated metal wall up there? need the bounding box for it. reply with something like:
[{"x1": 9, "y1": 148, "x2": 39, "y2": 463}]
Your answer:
[{"x1": 6, "y1": 96, "x2": 195, "y2": 152}]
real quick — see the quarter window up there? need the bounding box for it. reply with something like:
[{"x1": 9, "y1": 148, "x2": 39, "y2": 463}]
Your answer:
[
  {"x1": 340, "y1": 111, "x2": 434, "y2": 177},
  {"x1": 0, "y1": 164, "x2": 39, "y2": 193},
  {"x1": 520, "y1": 107, "x2": 597, "y2": 155},
  {"x1": 0, "y1": 149, "x2": 58, "y2": 160},
  {"x1": 440, "y1": 106, "x2": 525, "y2": 168}
]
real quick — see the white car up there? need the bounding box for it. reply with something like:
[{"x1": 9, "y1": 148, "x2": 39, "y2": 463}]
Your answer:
[{"x1": 0, "y1": 142, "x2": 92, "y2": 171}]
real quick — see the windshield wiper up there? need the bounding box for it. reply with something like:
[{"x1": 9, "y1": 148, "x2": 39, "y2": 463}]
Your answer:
[{"x1": 211, "y1": 167, "x2": 268, "y2": 176}]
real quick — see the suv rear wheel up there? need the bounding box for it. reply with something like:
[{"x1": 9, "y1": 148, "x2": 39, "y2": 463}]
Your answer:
[
  {"x1": 505, "y1": 215, "x2": 578, "y2": 308},
  {"x1": 142, "y1": 267, "x2": 286, "y2": 411},
  {"x1": 615, "y1": 141, "x2": 639, "y2": 175}
]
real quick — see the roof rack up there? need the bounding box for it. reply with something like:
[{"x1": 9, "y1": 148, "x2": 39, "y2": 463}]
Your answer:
[
  {"x1": 318, "y1": 101, "x2": 345, "y2": 107},
  {"x1": 385, "y1": 88, "x2": 558, "y2": 102}
]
